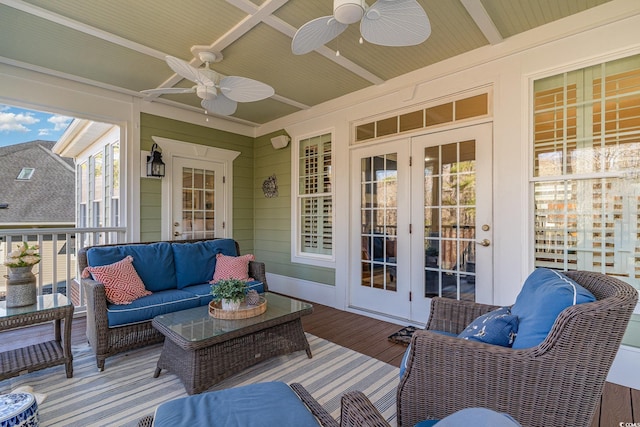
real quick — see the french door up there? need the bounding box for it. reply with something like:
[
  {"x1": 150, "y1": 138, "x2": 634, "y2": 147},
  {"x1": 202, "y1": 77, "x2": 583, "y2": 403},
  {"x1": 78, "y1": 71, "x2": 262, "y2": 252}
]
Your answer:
[
  {"x1": 350, "y1": 123, "x2": 493, "y2": 324},
  {"x1": 171, "y1": 157, "x2": 225, "y2": 240},
  {"x1": 350, "y1": 141, "x2": 412, "y2": 319}
]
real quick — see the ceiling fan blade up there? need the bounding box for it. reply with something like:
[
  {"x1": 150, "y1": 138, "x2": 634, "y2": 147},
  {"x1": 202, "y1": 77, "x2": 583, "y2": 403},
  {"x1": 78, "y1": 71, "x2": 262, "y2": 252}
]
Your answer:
[
  {"x1": 219, "y1": 76, "x2": 275, "y2": 102},
  {"x1": 165, "y1": 56, "x2": 214, "y2": 86},
  {"x1": 291, "y1": 16, "x2": 348, "y2": 55},
  {"x1": 360, "y1": 0, "x2": 431, "y2": 47},
  {"x1": 140, "y1": 87, "x2": 196, "y2": 95},
  {"x1": 201, "y1": 95, "x2": 237, "y2": 116}
]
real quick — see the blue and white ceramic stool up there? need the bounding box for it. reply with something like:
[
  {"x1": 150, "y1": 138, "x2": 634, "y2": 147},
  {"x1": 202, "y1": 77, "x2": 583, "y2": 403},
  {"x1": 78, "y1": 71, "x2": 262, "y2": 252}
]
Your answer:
[{"x1": 0, "y1": 393, "x2": 39, "y2": 427}]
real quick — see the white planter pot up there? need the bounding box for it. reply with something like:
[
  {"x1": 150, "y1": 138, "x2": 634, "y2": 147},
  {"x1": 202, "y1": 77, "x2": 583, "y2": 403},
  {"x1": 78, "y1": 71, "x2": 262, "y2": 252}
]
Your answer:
[{"x1": 221, "y1": 299, "x2": 241, "y2": 311}]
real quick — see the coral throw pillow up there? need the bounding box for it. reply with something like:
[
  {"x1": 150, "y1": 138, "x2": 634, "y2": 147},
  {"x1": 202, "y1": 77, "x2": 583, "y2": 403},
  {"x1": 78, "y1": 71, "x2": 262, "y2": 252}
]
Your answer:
[
  {"x1": 212, "y1": 253, "x2": 255, "y2": 282},
  {"x1": 82, "y1": 255, "x2": 151, "y2": 305}
]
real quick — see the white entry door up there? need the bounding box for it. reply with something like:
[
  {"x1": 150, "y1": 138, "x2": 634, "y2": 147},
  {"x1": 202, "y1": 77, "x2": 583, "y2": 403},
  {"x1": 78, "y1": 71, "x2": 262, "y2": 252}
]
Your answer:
[
  {"x1": 350, "y1": 123, "x2": 493, "y2": 324},
  {"x1": 409, "y1": 123, "x2": 493, "y2": 323},
  {"x1": 171, "y1": 157, "x2": 226, "y2": 240}
]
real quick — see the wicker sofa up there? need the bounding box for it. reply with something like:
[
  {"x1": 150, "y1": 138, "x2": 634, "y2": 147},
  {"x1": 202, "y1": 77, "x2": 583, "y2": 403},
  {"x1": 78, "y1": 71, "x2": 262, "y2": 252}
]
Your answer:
[{"x1": 78, "y1": 238, "x2": 267, "y2": 370}]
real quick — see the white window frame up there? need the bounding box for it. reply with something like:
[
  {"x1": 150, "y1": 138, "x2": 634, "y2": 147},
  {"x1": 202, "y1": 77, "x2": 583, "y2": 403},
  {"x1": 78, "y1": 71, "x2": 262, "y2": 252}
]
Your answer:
[
  {"x1": 75, "y1": 127, "x2": 121, "y2": 231},
  {"x1": 291, "y1": 130, "x2": 335, "y2": 268},
  {"x1": 528, "y1": 52, "x2": 640, "y2": 290}
]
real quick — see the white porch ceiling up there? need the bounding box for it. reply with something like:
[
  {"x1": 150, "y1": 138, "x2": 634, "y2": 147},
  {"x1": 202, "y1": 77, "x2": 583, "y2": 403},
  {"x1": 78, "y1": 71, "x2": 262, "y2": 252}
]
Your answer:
[{"x1": 0, "y1": 0, "x2": 626, "y2": 126}]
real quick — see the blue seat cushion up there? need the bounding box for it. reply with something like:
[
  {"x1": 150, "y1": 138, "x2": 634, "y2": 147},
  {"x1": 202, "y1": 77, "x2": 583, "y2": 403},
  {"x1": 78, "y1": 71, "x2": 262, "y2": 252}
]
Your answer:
[
  {"x1": 152, "y1": 382, "x2": 320, "y2": 427},
  {"x1": 87, "y1": 242, "x2": 176, "y2": 292},
  {"x1": 184, "y1": 280, "x2": 265, "y2": 306},
  {"x1": 511, "y1": 268, "x2": 596, "y2": 349},
  {"x1": 399, "y1": 330, "x2": 456, "y2": 379},
  {"x1": 458, "y1": 306, "x2": 518, "y2": 347},
  {"x1": 106, "y1": 290, "x2": 200, "y2": 327},
  {"x1": 172, "y1": 239, "x2": 239, "y2": 289}
]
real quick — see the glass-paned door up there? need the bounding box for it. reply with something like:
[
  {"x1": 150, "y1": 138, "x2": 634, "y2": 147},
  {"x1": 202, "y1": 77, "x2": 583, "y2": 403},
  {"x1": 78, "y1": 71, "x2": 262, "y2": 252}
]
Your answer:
[
  {"x1": 350, "y1": 125, "x2": 492, "y2": 323},
  {"x1": 351, "y1": 141, "x2": 411, "y2": 318},
  {"x1": 172, "y1": 157, "x2": 225, "y2": 240},
  {"x1": 411, "y1": 124, "x2": 493, "y2": 320}
]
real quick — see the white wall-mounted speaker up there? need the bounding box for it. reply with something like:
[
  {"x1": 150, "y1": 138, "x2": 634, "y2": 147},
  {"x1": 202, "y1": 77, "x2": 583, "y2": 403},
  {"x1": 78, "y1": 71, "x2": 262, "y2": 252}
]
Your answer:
[{"x1": 270, "y1": 135, "x2": 290, "y2": 149}]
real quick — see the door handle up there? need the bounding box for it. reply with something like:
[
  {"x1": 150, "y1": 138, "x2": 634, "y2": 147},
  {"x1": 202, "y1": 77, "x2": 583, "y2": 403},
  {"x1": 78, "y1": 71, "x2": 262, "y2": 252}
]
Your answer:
[
  {"x1": 476, "y1": 239, "x2": 491, "y2": 247},
  {"x1": 173, "y1": 231, "x2": 180, "y2": 237}
]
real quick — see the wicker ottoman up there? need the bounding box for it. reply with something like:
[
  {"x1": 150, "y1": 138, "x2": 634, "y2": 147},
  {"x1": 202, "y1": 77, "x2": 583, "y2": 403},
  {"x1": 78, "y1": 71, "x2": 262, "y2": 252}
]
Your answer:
[{"x1": 0, "y1": 392, "x2": 39, "y2": 427}]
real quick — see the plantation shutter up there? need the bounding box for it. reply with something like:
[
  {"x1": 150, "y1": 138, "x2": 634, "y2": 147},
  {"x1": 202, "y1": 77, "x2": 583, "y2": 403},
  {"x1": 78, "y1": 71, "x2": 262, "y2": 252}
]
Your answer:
[{"x1": 299, "y1": 133, "x2": 333, "y2": 256}]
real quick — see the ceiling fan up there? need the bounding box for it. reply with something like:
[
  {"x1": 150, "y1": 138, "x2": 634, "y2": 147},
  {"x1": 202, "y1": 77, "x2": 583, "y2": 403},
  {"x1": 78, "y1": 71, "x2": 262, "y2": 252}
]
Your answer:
[
  {"x1": 142, "y1": 51, "x2": 274, "y2": 116},
  {"x1": 291, "y1": 0, "x2": 431, "y2": 55}
]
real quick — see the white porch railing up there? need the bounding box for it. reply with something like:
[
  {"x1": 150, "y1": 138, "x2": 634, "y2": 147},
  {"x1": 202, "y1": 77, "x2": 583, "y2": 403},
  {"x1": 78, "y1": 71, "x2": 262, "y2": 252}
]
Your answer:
[{"x1": 0, "y1": 227, "x2": 127, "y2": 312}]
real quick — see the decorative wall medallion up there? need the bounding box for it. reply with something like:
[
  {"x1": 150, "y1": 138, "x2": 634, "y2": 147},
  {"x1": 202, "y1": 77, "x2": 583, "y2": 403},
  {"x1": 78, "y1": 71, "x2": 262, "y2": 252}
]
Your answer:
[{"x1": 262, "y1": 174, "x2": 278, "y2": 198}]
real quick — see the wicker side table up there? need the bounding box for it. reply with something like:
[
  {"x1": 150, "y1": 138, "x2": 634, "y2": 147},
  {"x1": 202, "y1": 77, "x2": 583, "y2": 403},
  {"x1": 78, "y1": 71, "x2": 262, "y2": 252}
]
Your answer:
[{"x1": 0, "y1": 293, "x2": 74, "y2": 380}]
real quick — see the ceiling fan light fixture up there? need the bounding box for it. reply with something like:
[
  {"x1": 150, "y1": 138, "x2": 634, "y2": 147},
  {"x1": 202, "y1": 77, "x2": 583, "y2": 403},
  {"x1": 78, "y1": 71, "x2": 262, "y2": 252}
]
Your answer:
[
  {"x1": 197, "y1": 50, "x2": 223, "y2": 64},
  {"x1": 197, "y1": 85, "x2": 217, "y2": 100},
  {"x1": 334, "y1": 0, "x2": 364, "y2": 25}
]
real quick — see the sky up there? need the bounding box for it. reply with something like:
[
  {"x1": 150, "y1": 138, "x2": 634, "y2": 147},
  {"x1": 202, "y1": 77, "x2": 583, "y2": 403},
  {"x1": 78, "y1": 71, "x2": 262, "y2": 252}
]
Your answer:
[{"x1": 0, "y1": 104, "x2": 73, "y2": 147}]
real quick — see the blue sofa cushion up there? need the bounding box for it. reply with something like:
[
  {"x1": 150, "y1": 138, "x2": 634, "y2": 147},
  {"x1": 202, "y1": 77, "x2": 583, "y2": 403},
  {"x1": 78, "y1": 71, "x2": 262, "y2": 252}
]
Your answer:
[
  {"x1": 87, "y1": 242, "x2": 176, "y2": 292},
  {"x1": 152, "y1": 382, "x2": 320, "y2": 427},
  {"x1": 172, "y1": 239, "x2": 239, "y2": 289},
  {"x1": 458, "y1": 306, "x2": 518, "y2": 347},
  {"x1": 106, "y1": 290, "x2": 200, "y2": 327},
  {"x1": 184, "y1": 280, "x2": 265, "y2": 306},
  {"x1": 511, "y1": 268, "x2": 596, "y2": 349}
]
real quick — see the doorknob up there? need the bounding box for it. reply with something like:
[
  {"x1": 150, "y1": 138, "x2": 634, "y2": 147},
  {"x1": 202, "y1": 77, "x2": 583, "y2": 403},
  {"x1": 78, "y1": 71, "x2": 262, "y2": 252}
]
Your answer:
[
  {"x1": 476, "y1": 239, "x2": 491, "y2": 247},
  {"x1": 174, "y1": 222, "x2": 179, "y2": 227},
  {"x1": 173, "y1": 231, "x2": 180, "y2": 237}
]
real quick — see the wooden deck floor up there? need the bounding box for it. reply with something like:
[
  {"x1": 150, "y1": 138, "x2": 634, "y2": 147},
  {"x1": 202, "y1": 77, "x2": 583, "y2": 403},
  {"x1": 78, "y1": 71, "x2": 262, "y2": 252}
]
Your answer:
[{"x1": 1, "y1": 301, "x2": 638, "y2": 426}]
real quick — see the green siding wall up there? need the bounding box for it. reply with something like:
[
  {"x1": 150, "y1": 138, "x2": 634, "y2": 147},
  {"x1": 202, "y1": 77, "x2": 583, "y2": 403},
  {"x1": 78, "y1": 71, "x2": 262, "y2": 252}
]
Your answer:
[
  {"x1": 139, "y1": 113, "x2": 254, "y2": 253},
  {"x1": 253, "y1": 133, "x2": 335, "y2": 285},
  {"x1": 138, "y1": 115, "x2": 333, "y2": 285}
]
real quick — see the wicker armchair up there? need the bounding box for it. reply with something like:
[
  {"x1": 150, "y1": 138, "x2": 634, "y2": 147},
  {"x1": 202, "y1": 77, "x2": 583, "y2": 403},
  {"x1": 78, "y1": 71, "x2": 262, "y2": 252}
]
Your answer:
[
  {"x1": 395, "y1": 270, "x2": 637, "y2": 427},
  {"x1": 289, "y1": 271, "x2": 637, "y2": 427},
  {"x1": 78, "y1": 238, "x2": 267, "y2": 371}
]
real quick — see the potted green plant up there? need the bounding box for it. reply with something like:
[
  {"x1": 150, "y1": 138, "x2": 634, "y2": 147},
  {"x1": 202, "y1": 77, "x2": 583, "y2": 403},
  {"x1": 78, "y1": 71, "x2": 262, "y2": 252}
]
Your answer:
[{"x1": 211, "y1": 278, "x2": 246, "y2": 311}]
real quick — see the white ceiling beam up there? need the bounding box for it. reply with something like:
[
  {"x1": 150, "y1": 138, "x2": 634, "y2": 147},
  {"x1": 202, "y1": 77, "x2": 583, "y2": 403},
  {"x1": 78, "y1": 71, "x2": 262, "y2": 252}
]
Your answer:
[
  {"x1": 228, "y1": 0, "x2": 385, "y2": 85},
  {"x1": 460, "y1": 0, "x2": 503, "y2": 45}
]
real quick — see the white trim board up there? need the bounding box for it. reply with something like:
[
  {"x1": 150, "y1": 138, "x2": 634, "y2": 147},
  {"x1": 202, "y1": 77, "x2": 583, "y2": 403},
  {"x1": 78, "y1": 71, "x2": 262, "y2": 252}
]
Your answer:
[
  {"x1": 265, "y1": 273, "x2": 336, "y2": 308},
  {"x1": 607, "y1": 345, "x2": 640, "y2": 390}
]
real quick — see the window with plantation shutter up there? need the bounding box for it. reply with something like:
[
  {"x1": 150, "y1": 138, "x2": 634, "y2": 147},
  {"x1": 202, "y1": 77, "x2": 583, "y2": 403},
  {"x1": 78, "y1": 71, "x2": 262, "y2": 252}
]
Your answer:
[
  {"x1": 532, "y1": 54, "x2": 640, "y2": 289},
  {"x1": 294, "y1": 132, "x2": 333, "y2": 265}
]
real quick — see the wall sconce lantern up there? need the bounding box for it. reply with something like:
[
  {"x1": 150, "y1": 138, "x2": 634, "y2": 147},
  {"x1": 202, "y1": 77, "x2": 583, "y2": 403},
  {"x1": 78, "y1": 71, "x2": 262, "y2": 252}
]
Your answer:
[{"x1": 146, "y1": 143, "x2": 165, "y2": 177}]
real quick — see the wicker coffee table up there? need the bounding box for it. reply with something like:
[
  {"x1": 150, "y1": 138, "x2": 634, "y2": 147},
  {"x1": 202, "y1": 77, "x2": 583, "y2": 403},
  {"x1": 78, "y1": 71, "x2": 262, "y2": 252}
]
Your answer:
[
  {"x1": 0, "y1": 293, "x2": 74, "y2": 380},
  {"x1": 152, "y1": 292, "x2": 313, "y2": 394}
]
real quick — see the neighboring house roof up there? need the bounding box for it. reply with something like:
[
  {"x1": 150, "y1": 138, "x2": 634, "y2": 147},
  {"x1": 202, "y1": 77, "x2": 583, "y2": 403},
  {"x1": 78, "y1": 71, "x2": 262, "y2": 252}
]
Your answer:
[{"x1": 0, "y1": 141, "x2": 75, "y2": 225}]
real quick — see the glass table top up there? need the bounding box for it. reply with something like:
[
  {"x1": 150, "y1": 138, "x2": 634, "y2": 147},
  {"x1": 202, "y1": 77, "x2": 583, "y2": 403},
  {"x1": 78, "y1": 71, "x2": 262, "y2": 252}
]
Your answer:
[
  {"x1": 0, "y1": 293, "x2": 71, "y2": 318},
  {"x1": 153, "y1": 292, "x2": 312, "y2": 342}
]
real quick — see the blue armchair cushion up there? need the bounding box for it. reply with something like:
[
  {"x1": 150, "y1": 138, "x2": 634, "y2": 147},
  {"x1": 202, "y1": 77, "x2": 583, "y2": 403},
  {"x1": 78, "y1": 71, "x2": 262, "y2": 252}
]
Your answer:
[
  {"x1": 458, "y1": 306, "x2": 518, "y2": 347},
  {"x1": 152, "y1": 382, "x2": 320, "y2": 427},
  {"x1": 87, "y1": 242, "x2": 176, "y2": 292},
  {"x1": 510, "y1": 268, "x2": 596, "y2": 349},
  {"x1": 172, "y1": 239, "x2": 239, "y2": 289}
]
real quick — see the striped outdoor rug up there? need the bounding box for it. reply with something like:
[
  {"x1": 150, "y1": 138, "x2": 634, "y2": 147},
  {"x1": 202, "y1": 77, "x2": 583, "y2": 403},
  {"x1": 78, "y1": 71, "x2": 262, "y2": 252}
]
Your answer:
[{"x1": 0, "y1": 334, "x2": 399, "y2": 426}]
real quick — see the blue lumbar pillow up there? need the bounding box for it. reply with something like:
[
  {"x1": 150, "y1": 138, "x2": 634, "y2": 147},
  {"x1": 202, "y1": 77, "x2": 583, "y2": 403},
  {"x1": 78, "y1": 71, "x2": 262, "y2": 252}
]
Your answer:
[
  {"x1": 458, "y1": 306, "x2": 519, "y2": 347},
  {"x1": 510, "y1": 268, "x2": 596, "y2": 349}
]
